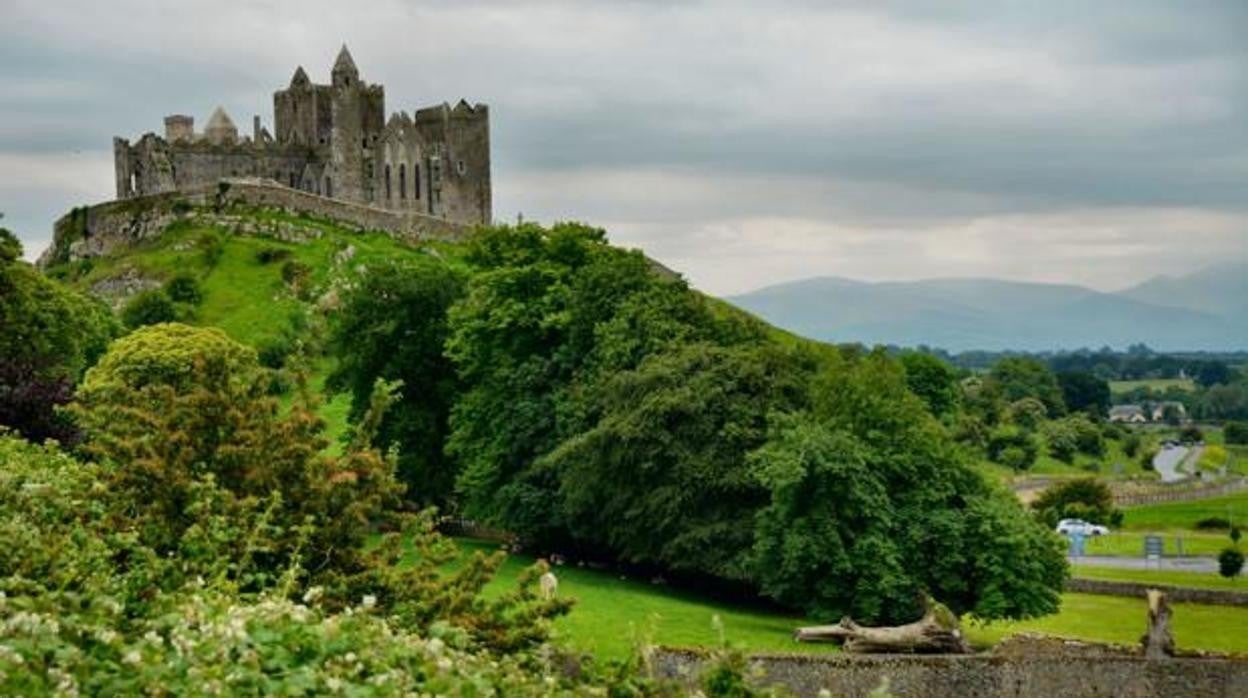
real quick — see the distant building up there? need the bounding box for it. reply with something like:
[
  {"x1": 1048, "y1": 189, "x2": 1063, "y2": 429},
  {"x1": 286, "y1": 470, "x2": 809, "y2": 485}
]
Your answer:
[
  {"x1": 1108, "y1": 404, "x2": 1147, "y2": 423},
  {"x1": 1151, "y1": 401, "x2": 1187, "y2": 423},
  {"x1": 112, "y1": 45, "x2": 491, "y2": 226}
]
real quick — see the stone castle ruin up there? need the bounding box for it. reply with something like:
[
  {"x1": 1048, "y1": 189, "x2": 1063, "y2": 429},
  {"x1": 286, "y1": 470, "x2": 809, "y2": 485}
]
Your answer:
[{"x1": 112, "y1": 45, "x2": 490, "y2": 226}]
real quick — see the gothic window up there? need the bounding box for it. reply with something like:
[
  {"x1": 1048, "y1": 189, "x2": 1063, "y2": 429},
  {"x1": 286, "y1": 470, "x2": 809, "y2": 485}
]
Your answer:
[
  {"x1": 413, "y1": 165, "x2": 421, "y2": 199},
  {"x1": 325, "y1": 177, "x2": 333, "y2": 198},
  {"x1": 457, "y1": 160, "x2": 466, "y2": 175},
  {"x1": 399, "y1": 164, "x2": 406, "y2": 200},
  {"x1": 385, "y1": 164, "x2": 392, "y2": 200}
]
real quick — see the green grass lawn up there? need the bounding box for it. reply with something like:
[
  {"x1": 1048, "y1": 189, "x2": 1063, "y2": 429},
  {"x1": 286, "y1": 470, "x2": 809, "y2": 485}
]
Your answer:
[
  {"x1": 1120, "y1": 491, "x2": 1248, "y2": 531},
  {"x1": 964, "y1": 593, "x2": 1248, "y2": 654},
  {"x1": 1071, "y1": 566, "x2": 1246, "y2": 591},
  {"x1": 1109, "y1": 378, "x2": 1195, "y2": 395},
  {"x1": 444, "y1": 539, "x2": 1248, "y2": 658},
  {"x1": 1081, "y1": 530, "x2": 1233, "y2": 557}
]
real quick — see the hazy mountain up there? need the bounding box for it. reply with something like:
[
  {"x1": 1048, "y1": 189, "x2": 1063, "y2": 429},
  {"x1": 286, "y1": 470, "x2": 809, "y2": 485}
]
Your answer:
[
  {"x1": 1118, "y1": 262, "x2": 1248, "y2": 322},
  {"x1": 727, "y1": 271, "x2": 1248, "y2": 352}
]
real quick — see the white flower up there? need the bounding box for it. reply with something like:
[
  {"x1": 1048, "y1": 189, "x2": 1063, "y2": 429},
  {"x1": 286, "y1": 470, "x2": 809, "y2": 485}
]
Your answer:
[
  {"x1": 302, "y1": 587, "x2": 324, "y2": 604},
  {"x1": 123, "y1": 650, "x2": 142, "y2": 665},
  {"x1": 427, "y1": 638, "x2": 444, "y2": 657},
  {"x1": 436, "y1": 657, "x2": 453, "y2": 673},
  {"x1": 143, "y1": 631, "x2": 163, "y2": 646},
  {"x1": 326, "y1": 677, "x2": 344, "y2": 691},
  {"x1": 361, "y1": 594, "x2": 376, "y2": 609}
]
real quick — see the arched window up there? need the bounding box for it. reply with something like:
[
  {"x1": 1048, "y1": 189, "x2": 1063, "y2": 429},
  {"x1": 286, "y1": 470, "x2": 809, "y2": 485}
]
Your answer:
[
  {"x1": 413, "y1": 165, "x2": 421, "y2": 199},
  {"x1": 385, "y1": 164, "x2": 392, "y2": 200},
  {"x1": 324, "y1": 177, "x2": 332, "y2": 198},
  {"x1": 399, "y1": 164, "x2": 407, "y2": 200}
]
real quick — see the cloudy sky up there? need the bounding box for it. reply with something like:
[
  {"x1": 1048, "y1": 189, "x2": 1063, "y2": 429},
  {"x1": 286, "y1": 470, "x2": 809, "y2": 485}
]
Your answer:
[{"x1": 2, "y1": 0, "x2": 1245, "y2": 295}]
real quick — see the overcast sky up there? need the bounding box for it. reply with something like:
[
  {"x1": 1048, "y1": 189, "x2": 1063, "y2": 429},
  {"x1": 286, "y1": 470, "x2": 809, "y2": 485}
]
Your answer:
[{"x1": 2, "y1": 0, "x2": 1245, "y2": 295}]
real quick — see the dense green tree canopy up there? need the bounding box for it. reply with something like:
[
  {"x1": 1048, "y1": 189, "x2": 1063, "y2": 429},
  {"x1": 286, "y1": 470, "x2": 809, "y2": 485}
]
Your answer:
[
  {"x1": 328, "y1": 260, "x2": 466, "y2": 506},
  {"x1": 987, "y1": 357, "x2": 1066, "y2": 416},
  {"x1": 899, "y1": 351, "x2": 962, "y2": 418},
  {"x1": 1057, "y1": 371, "x2": 1111, "y2": 415}
]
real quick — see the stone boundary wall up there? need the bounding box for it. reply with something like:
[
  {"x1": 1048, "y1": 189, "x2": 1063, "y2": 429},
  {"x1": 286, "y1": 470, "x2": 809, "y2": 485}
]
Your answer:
[
  {"x1": 39, "y1": 179, "x2": 467, "y2": 268},
  {"x1": 1066, "y1": 577, "x2": 1248, "y2": 607},
  {"x1": 654, "y1": 648, "x2": 1248, "y2": 698}
]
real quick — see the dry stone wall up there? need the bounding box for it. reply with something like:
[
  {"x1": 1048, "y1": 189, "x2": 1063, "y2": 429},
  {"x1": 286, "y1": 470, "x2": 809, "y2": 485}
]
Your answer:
[{"x1": 655, "y1": 646, "x2": 1248, "y2": 698}]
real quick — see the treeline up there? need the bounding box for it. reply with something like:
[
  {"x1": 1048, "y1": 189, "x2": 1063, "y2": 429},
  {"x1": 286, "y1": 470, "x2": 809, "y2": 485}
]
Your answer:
[
  {"x1": 916, "y1": 345, "x2": 1245, "y2": 385},
  {"x1": 327, "y1": 223, "x2": 1065, "y2": 624}
]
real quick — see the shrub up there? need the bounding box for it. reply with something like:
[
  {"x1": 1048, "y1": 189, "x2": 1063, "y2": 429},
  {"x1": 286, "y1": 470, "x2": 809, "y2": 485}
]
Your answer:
[
  {"x1": 1123, "y1": 431, "x2": 1142, "y2": 458},
  {"x1": 255, "y1": 246, "x2": 292, "y2": 264},
  {"x1": 1180, "y1": 425, "x2": 1204, "y2": 443},
  {"x1": 121, "y1": 289, "x2": 178, "y2": 328},
  {"x1": 1196, "y1": 517, "x2": 1232, "y2": 531},
  {"x1": 1031, "y1": 478, "x2": 1121, "y2": 528},
  {"x1": 198, "y1": 231, "x2": 225, "y2": 267},
  {"x1": 1006, "y1": 397, "x2": 1048, "y2": 430},
  {"x1": 1226, "y1": 421, "x2": 1248, "y2": 445},
  {"x1": 163, "y1": 273, "x2": 202, "y2": 304},
  {"x1": 1219, "y1": 547, "x2": 1245, "y2": 580}
]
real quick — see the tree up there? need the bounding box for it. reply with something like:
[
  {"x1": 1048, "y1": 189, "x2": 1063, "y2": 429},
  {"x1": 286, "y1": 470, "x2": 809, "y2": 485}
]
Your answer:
[
  {"x1": 986, "y1": 357, "x2": 1066, "y2": 416},
  {"x1": 328, "y1": 261, "x2": 466, "y2": 507},
  {"x1": 750, "y1": 352, "x2": 1065, "y2": 624},
  {"x1": 1031, "y1": 478, "x2": 1121, "y2": 528},
  {"x1": 1218, "y1": 548, "x2": 1244, "y2": 581},
  {"x1": 164, "y1": 273, "x2": 202, "y2": 304},
  {"x1": 546, "y1": 342, "x2": 809, "y2": 581},
  {"x1": 0, "y1": 230, "x2": 117, "y2": 441},
  {"x1": 69, "y1": 323, "x2": 402, "y2": 575},
  {"x1": 1226, "y1": 422, "x2": 1248, "y2": 445},
  {"x1": 1195, "y1": 361, "x2": 1236, "y2": 388},
  {"x1": 899, "y1": 352, "x2": 961, "y2": 418},
  {"x1": 1058, "y1": 371, "x2": 1111, "y2": 415},
  {"x1": 987, "y1": 425, "x2": 1039, "y2": 470}
]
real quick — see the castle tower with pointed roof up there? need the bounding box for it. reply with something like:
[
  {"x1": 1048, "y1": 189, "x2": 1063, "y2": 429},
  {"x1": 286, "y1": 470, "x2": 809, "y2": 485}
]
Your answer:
[{"x1": 111, "y1": 45, "x2": 491, "y2": 225}]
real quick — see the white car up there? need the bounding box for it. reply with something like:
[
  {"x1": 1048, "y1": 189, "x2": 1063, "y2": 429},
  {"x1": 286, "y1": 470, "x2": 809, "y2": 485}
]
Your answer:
[{"x1": 1055, "y1": 518, "x2": 1109, "y2": 537}]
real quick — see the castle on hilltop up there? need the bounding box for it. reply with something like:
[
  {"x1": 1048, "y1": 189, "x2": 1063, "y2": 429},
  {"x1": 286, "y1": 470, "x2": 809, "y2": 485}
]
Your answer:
[{"x1": 113, "y1": 46, "x2": 490, "y2": 226}]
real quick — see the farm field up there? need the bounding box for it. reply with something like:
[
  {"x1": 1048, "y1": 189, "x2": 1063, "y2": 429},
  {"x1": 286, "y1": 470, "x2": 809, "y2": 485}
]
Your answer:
[
  {"x1": 1120, "y1": 491, "x2": 1248, "y2": 531},
  {"x1": 1081, "y1": 530, "x2": 1233, "y2": 557},
  {"x1": 1109, "y1": 378, "x2": 1196, "y2": 395},
  {"x1": 1071, "y1": 566, "x2": 1245, "y2": 591}
]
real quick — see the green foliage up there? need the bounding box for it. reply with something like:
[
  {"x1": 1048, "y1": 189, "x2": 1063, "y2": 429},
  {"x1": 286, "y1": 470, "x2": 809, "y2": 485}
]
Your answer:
[
  {"x1": 1226, "y1": 422, "x2": 1248, "y2": 445},
  {"x1": 255, "y1": 246, "x2": 292, "y2": 264},
  {"x1": 548, "y1": 343, "x2": 809, "y2": 580},
  {"x1": 1180, "y1": 425, "x2": 1204, "y2": 443},
  {"x1": 1219, "y1": 547, "x2": 1244, "y2": 580},
  {"x1": 1041, "y1": 414, "x2": 1105, "y2": 463},
  {"x1": 0, "y1": 434, "x2": 584, "y2": 694},
  {"x1": 0, "y1": 226, "x2": 21, "y2": 262},
  {"x1": 1005, "y1": 397, "x2": 1048, "y2": 430},
  {"x1": 986, "y1": 357, "x2": 1066, "y2": 416},
  {"x1": 163, "y1": 272, "x2": 202, "y2": 304},
  {"x1": 1058, "y1": 371, "x2": 1111, "y2": 415},
  {"x1": 0, "y1": 245, "x2": 117, "y2": 441},
  {"x1": 1031, "y1": 478, "x2": 1121, "y2": 528},
  {"x1": 121, "y1": 289, "x2": 179, "y2": 328},
  {"x1": 198, "y1": 230, "x2": 225, "y2": 267},
  {"x1": 987, "y1": 425, "x2": 1039, "y2": 470},
  {"x1": 749, "y1": 352, "x2": 1066, "y2": 623},
  {"x1": 328, "y1": 261, "x2": 467, "y2": 507},
  {"x1": 899, "y1": 352, "x2": 961, "y2": 418}
]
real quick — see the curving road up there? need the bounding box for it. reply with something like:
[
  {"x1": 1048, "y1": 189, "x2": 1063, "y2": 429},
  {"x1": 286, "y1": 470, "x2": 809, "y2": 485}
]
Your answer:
[{"x1": 1152, "y1": 445, "x2": 1202, "y2": 483}]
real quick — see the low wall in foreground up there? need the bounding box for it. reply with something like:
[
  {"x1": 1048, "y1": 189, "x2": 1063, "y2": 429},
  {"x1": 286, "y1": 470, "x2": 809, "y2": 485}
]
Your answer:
[{"x1": 655, "y1": 646, "x2": 1248, "y2": 698}]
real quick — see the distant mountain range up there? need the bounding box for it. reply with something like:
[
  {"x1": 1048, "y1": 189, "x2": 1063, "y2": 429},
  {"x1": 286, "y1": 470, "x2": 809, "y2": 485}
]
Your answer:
[{"x1": 727, "y1": 263, "x2": 1248, "y2": 352}]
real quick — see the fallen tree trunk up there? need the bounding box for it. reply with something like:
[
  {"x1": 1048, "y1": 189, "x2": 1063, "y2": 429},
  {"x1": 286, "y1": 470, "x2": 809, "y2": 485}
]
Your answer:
[{"x1": 795, "y1": 597, "x2": 971, "y2": 654}]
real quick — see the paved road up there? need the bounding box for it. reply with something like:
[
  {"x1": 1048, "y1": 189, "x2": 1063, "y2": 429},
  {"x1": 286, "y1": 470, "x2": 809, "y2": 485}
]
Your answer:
[
  {"x1": 1069, "y1": 555, "x2": 1218, "y2": 573},
  {"x1": 1152, "y1": 445, "x2": 1201, "y2": 483}
]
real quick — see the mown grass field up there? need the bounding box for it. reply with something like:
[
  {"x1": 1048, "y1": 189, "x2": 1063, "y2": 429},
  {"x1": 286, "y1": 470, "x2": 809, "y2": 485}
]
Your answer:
[
  {"x1": 445, "y1": 539, "x2": 1248, "y2": 659},
  {"x1": 1070, "y1": 565, "x2": 1246, "y2": 591},
  {"x1": 1120, "y1": 491, "x2": 1248, "y2": 531},
  {"x1": 1109, "y1": 378, "x2": 1195, "y2": 395},
  {"x1": 1081, "y1": 530, "x2": 1234, "y2": 557}
]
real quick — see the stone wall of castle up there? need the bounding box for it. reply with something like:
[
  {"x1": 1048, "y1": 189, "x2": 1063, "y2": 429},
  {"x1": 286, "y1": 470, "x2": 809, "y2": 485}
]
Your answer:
[{"x1": 112, "y1": 46, "x2": 491, "y2": 227}]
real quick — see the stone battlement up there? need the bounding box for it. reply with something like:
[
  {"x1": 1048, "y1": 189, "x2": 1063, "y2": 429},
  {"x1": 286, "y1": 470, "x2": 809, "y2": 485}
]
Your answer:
[{"x1": 113, "y1": 45, "x2": 491, "y2": 227}]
